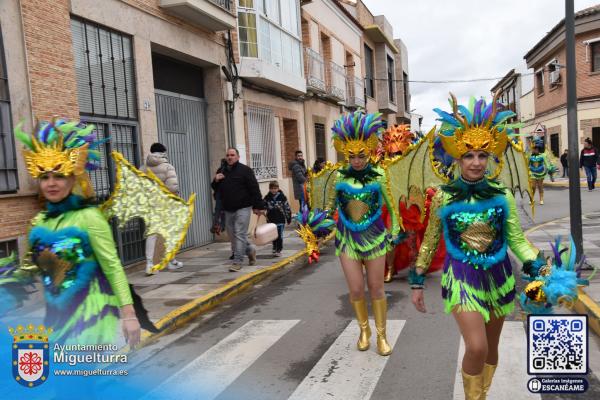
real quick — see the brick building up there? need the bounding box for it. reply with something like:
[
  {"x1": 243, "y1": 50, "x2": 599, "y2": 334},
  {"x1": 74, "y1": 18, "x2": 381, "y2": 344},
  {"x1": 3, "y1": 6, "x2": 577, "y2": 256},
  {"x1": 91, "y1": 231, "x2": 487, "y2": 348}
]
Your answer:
[
  {"x1": 524, "y1": 5, "x2": 600, "y2": 156},
  {"x1": 0, "y1": 0, "x2": 234, "y2": 262}
]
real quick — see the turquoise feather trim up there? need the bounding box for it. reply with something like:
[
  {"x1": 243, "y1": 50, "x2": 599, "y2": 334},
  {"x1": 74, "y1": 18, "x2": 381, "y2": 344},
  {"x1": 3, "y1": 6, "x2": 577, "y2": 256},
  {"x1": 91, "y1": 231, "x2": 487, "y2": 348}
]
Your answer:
[{"x1": 438, "y1": 195, "x2": 509, "y2": 268}]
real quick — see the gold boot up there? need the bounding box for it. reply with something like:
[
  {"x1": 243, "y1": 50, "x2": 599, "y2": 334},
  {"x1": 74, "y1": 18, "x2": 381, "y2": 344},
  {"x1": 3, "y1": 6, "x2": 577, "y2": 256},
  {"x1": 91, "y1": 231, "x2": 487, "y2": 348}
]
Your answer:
[
  {"x1": 350, "y1": 299, "x2": 371, "y2": 351},
  {"x1": 461, "y1": 370, "x2": 484, "y2": 400},
  {"x1": 384, "y1": 267, "x2": 393, "y2": 283},
  {"x1": 371, "y1": 297, "x2": 392, "y2": 356},
  {"x1": 481, "y1": 363, "x2": 497, "y2": 399}
]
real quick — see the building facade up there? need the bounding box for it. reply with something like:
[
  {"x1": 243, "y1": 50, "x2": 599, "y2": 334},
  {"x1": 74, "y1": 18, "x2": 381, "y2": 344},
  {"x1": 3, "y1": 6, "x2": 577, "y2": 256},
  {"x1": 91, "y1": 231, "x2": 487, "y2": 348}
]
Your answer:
[
  {"x1": 0, "y1": 0, "x2": 234, "y2": 262},
  {"x1": 524, "y1": 5, "x2": 600, "y2": 157}
]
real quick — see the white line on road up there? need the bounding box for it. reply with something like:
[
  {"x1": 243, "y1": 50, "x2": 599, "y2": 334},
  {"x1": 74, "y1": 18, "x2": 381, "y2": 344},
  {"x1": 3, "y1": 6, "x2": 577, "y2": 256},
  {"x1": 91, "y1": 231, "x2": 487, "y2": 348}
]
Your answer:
[
  {"x1": 144, "y1": 319, "x2": 300, "y2": 400},
  {"x1": 288, "y1": 319, "x2": 405, "y2": 400},
  {"x1": 453, "y1": 321, "x2": 540, "y2": 399}
]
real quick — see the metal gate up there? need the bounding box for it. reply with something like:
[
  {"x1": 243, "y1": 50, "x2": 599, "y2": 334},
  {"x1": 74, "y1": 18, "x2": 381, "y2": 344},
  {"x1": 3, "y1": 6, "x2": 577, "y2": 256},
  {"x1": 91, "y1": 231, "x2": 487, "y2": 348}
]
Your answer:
[{"x1": 155, "y1": 90, "x2": 213, "y2": 248}]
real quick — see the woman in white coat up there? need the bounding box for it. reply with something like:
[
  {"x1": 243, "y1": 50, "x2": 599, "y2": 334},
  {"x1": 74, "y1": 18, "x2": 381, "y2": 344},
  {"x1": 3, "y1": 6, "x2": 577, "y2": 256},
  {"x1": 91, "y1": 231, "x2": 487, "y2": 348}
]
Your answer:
[{"x1": 143, "y1": 142, "x2": 183, "y2": 275}]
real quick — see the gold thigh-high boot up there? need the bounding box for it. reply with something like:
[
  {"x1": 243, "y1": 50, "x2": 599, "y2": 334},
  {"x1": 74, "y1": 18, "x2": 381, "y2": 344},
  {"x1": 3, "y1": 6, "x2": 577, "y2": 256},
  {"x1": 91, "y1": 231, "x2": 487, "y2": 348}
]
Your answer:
[
  {"x1": 461, "y1": 370, "x2": 484, "y2": 400},
  {"x1": 350, "y1": 298, "x2": 371, "y2": 351},
  {"x1": 371, "y1": 297, "x2": 392, "y2": 356},
  {"x1": 539, "y1": 183, "x2": 544, "y2": 205},
  {"x1": 481, "y1": 363, "x2": 497, "y2": 399}
]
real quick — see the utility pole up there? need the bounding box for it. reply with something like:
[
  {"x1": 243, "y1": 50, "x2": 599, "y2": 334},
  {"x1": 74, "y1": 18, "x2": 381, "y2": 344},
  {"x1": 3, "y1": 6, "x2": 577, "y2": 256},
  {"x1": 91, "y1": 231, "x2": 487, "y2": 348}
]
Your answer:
[{"x1": 566, "y1": 0, "x2": 584, "y2": 260}]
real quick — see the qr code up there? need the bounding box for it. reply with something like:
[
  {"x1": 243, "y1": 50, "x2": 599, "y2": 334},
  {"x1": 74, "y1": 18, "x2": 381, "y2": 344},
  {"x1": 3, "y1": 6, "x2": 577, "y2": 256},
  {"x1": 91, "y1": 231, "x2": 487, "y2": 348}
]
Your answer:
[{"x1": 528, "y1": 315, "x2": 587, "y2": 374}]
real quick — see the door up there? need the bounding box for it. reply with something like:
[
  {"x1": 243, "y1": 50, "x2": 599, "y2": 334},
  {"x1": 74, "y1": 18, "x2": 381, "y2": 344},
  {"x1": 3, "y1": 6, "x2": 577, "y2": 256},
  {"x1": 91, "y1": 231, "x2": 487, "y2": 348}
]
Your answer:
[{"x1": 155, "y1": 90, "x2": 213, "y2": 248}]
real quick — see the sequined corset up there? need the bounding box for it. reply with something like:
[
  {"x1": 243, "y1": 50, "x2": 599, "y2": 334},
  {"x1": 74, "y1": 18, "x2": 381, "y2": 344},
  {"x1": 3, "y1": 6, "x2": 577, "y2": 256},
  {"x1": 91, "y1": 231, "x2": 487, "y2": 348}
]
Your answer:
[
  {"x1": 439, "y1": 196, "x2": 509, "y2": 269},
  {"x1": 29, "y1": 227, "x2": 94, "y2": 294},
  {"x1": 529, "y1": 154, "x2": 545, "y2": 174},
  {"x1": 336, "y1": 182, "x2": 382, "y2": 231}
]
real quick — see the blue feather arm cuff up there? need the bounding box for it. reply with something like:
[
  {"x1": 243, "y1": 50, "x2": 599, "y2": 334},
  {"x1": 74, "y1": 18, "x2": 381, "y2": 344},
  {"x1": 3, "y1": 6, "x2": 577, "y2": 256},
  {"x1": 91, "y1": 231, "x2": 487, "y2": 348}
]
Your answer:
[{"x1": 409, "y1": 268, "x2": 426, "y2": 289}]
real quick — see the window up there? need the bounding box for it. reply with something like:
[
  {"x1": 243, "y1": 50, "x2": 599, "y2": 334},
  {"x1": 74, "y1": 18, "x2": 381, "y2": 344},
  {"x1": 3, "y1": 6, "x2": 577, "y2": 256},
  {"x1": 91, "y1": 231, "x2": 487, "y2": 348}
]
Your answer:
[
  {"x1": 403, "y1": 72, "x2": 409, "y2": 112},
  {"x1": 247, "y1": 104, "x2": 277, "y2": 180},
  {"x1": 238, "y1": 11, "x2": 258, "y2": 57},
  {"x1": 592, "y1": 42, "x2": 600, "y2": 72},
  {"x1": 0, "y1": 27, "x2": 18, "y2": 193},
  {"x1": 550, "y1": 133, "x2": 559, "y2": 157},
  {"x1": 70, "y1": 18, "x2": 137, "y2": 119},
  {"x1": 364, "y1": 45, "x2": 374, "y2": 98},
  {"x1": 240, "y1": 1, "x2": 302, "y2": 76},
  {"x1": 314, "y1": 123, "x2": 326, "y2": 161},
  {"x1": 71, "y1": 18, "x2": 144, "y2": 265},
  {"x1": 387, "y1": 55, "x2": 395, "y2": 103},
  {"x1": 536, "y1": 70, "x2": 544, "y2": 95},
  {"x1": 0, "y1": 239, "x2": 17, "y2": 259}
]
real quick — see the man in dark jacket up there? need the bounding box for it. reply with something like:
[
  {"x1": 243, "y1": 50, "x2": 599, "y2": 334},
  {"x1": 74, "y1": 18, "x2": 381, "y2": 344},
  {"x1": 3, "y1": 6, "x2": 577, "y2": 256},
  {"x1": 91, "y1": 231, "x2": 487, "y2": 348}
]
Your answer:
[
  {"x1": 288, "y1": 150, "x2": 307, "y2": 209},
  {"x1": 560, "y1": 149, "x2": 569, "y2": 178},
  {"x1": 212, "y1": 148, "x2": 265, "y2": 271},
  {"x1": 580, "y1": 138, "x2": 599, "y2": 191}
]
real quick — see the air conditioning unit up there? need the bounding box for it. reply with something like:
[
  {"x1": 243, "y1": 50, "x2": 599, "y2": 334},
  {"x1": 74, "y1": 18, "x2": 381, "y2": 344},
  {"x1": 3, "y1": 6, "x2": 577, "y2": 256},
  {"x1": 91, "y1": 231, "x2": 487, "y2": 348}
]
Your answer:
[{"x1": 549, "y1": 70, "x2": 561, "y2": 85}]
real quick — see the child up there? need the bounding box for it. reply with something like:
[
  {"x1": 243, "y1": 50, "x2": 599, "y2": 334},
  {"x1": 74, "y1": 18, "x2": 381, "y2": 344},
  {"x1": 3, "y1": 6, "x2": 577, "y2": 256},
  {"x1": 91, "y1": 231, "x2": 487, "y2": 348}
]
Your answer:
[{"x1": 264, "y1": 181, "x2": 292, "y2": 257}]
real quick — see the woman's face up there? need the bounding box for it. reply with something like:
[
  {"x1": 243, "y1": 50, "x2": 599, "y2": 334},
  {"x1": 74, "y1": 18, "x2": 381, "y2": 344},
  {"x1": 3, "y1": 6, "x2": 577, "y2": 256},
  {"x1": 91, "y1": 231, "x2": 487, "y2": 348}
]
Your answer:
[
  {"x1": 459, "y1": 150, "x2": 489, "y2": 181},
  {"x1": 349, "y1": 153, "x2": 368, "y2": 170},
  {"x1": 39, "y1": 173, "x2": 76, "y2": 203}
]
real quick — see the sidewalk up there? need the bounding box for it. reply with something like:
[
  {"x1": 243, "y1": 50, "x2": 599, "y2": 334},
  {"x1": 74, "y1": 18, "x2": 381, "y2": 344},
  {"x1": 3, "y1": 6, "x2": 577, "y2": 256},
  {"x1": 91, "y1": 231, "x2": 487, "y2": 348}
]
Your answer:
[
  {"x1": 525, "y1": 212, "x2": 600, "y2": 336},
  {"x1": 5, "y1": 227, "x2": 311, "y2": 348},
  {"x1": 544, "y1": 176, "x2": 588, "y2": 188}
]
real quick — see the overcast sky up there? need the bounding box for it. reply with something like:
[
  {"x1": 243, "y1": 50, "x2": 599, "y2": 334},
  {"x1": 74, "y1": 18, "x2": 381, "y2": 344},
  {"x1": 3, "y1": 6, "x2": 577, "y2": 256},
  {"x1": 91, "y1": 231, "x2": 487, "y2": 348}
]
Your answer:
[{"x1": 362, "y1": 0, "x2": 600, "y2": 131}]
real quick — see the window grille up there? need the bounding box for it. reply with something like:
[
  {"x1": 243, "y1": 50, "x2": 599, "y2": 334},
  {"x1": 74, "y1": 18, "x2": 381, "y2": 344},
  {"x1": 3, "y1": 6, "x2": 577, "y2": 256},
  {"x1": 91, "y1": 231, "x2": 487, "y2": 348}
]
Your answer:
[
  {"x1": 71, "y1": 18, "x2": 137, "y2": 119},
  {"x1": 0, "y1": 26, "x2": 17, "y2": 193},
  {"x1": 247, "y1": 105, "x2": 277, "y2": 180}
]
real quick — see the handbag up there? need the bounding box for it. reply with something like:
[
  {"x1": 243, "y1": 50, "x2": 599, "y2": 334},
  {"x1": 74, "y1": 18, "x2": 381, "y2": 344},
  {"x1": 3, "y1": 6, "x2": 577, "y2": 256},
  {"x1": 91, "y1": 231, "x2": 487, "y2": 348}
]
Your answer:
[{"x1": 253, "y1": 215, "x2": 279, "y2": 246}]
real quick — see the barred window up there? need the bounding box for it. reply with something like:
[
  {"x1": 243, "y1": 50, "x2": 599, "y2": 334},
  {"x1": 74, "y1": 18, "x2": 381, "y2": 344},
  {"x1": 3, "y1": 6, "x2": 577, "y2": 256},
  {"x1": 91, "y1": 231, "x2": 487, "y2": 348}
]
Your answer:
[
  {"x1": 0, "y1": 238, "x2": 17, "y2": 259},
  {"x1": 0, "y1": 27, "x2": 18, "y2": 193},
  {"x1": 71, "y1": 18, "x2": 137, "y2": 119},
  {"x1": 247, "y1": 104, "x2": 277, "y2": 180}
]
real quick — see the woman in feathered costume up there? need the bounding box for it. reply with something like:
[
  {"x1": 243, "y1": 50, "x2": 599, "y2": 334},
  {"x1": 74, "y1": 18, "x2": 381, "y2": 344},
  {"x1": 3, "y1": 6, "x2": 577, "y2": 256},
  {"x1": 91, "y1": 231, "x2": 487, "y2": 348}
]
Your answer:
[
  {"x1": 329, "y1": 111, "x2": 400, "y2": 356},
  {"x1": 378, "y1": 124, "x2": 445, "y2": 282},
  {"x1": 409, "y1": 94, "x2": 543, "y2": 399},
  {"x1": 0, "y1": 119, "x2": 141, "y2": 346},
  {"x1": 528, "y1": 139, "x2": 556, "y2": 205}
]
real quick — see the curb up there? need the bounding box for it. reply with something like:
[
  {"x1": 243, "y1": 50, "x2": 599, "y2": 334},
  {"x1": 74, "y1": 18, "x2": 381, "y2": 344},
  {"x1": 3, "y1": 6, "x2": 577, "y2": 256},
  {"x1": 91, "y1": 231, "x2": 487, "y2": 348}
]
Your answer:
[
  {"x1": 543, "y1": 179, "x2": 587, "y2": 188},
  {"x1": 525, "y1": 219, "x2": 600, "y2": 337},
  {"x1": 124, "y1": 233, "x2": 334, "y2": 352}
]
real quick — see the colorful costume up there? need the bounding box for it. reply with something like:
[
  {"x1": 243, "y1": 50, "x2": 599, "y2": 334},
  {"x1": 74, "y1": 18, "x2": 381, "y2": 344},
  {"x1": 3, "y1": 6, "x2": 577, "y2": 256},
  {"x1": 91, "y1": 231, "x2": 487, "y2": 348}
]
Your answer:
[
  {"x1": 409, "y1": 93, "x2": 542, "y2": 400},
  {"x1": 1, "y1": 119, "x2": 194, "y2": 344},
  {"x1": 330, "y1": 112, "x2": 400, "y2": 356},
  {"x1": 528, "y1": 150, "x2": 553, "y2": 204}
]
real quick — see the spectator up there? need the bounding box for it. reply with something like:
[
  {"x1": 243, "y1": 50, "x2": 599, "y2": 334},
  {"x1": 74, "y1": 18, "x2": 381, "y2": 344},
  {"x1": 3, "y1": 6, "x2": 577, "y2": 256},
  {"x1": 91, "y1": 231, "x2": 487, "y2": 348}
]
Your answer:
[
  {"x1": 264, "y1": 181, "x2": 292, "y2": 257},
  {"x1": 288, "y1": 150, "x2": 307, "y2": 208},
  {"x1": 212, "y1": 148, "x2": 265, "y2": 271},
  {"x1": 580, "y1": 138, "x2": 600, "y2": 191},
  {"x1": 312, "y1": 157, "x2": 326, "y2": 174},
  {"x1": 560, "y1": 149, "x2": 569, "y2": 178},
  {"x1": 143, "y1": 142, "x2": 183, "y2": 275},
  {"x1": 211, "y1": 158, "x2": 227, "y2": 235}
]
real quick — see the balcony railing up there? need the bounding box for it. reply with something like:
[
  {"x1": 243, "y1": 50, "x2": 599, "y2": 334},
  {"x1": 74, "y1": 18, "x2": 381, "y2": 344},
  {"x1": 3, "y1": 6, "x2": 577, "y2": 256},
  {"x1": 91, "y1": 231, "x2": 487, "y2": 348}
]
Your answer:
[
  {"x1": 346, "y1": 76, "x2": 365, "y2": 109},
  {"x1": 327, "y1": 61, "x2": 346, "y2": 101},
  {"x1": 209, "y1": 0, "x2": 232, "y2": 11},
  {"x1": 305, "y1": 47, "x2": 326, "y2": 92}
]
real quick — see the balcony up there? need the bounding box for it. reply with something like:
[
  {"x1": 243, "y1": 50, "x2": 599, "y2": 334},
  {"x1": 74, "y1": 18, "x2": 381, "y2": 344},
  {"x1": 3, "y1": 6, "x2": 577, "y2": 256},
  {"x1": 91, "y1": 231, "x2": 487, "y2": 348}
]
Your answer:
[
  {"x1": 305, "y1": 47, "x2": 326, "y2": 93},
  {"x1": 159, "y1": 0, "x2": 236, "y2": 32},
  {"x1": 326, "y1": 61, "x2": 346, "y2": 101},
  {"x1": 346, "y1": 76, "x2": 365, "y2": 109}
]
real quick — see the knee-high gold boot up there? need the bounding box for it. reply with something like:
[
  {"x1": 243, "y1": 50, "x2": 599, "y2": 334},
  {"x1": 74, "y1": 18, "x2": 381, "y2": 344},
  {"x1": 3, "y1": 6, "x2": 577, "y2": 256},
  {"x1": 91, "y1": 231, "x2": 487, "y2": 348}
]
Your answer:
[
  {"x1": 461, "y1": 370, "x2": 484, "y2": 400},
  {"x1": 371, "y1": 297, "x2": 392, "y2": 356},
  {"x1": 350, "y1": 299, "x2": 371, "y2": 351},
  {"x1": 481, "y1": 363, "x2": 497, "y2": 399}
]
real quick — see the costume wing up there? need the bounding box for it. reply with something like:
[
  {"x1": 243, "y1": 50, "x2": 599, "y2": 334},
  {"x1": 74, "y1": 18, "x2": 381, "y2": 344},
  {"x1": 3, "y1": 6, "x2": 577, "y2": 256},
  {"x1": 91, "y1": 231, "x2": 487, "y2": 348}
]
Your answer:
[
  {"x1": 382, "y1": 127, "x2": 446, "y2": 222},
  {"x1": 102, "y1": 151, "x2": 195, "y2": 272},
  {"x1": 493, "y1": 139, "x2": 533, "y2": 203},
  {"x1": 307, "y1": 162, "x2": 341, "y2": 211}
]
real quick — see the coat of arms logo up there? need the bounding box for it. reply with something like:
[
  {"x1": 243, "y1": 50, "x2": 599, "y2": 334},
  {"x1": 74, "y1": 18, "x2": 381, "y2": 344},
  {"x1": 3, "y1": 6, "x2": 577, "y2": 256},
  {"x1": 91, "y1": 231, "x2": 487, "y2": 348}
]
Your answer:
[{"x1": 9, "y1": 324, "x2": 52, "y2": 388}]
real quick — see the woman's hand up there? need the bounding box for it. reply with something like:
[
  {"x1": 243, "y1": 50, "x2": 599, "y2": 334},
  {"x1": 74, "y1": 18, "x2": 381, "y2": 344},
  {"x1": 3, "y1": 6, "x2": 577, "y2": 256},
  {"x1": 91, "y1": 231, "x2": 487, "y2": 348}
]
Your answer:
[
  {"x1": 120, "y1": 304, "x2": 141, "y2": 348},
  {"x1": 411, "y1": 288, "x2": 426, "y2": 313}
]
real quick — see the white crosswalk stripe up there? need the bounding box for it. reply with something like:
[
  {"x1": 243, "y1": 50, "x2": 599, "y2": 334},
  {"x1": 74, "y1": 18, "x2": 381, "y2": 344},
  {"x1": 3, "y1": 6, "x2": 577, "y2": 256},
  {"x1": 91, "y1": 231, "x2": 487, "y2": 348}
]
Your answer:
[
  {"x1": 288, "y1": 319, "x2": 405, "y2": 400},
  {"x1": 144, "y1": 320, "x2": 300, "y2": 400},
  {"x1": 452, "y1": 321, "x2": 541, "y2": 399}
]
